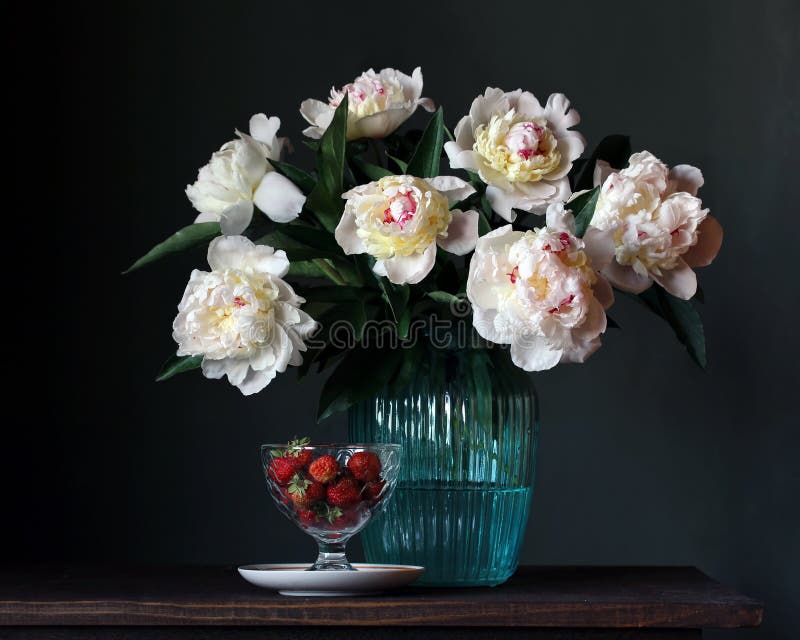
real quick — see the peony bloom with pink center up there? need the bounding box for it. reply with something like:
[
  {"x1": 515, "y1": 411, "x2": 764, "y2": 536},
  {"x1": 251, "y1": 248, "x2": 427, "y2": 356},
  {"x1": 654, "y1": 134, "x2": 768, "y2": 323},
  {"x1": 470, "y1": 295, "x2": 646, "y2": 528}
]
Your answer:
[
  {"x1": 445, "y1": 87, "x2": 585, "y2": 221},
  {"x1": 467, "y1": 204, "x2": 614, "y2": 371},
  {"x1": 335, "y1": 175, "x2": 479, "y2": 285},
  {"x1": 172, "y1": 236, "x2": 318, "y2": 395},
  {"x1": 300, "y1": 67, "x2": 435, "y2": 140},
  {"x1": 590, "y1": 151, "x2": 723, "y2": 300}
]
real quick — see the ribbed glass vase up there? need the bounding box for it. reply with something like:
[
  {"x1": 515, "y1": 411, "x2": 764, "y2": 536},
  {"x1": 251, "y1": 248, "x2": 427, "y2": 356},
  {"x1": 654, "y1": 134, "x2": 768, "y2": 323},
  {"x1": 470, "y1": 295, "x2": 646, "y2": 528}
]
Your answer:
[{"x1": 348, "y1": 341, "x2": 539, "y2": 586}]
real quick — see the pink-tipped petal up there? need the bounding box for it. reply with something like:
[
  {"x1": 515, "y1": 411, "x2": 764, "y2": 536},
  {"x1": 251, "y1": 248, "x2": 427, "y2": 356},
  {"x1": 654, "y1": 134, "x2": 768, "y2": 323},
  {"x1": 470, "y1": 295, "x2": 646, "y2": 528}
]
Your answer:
[
  {"x1": 683, "y1": 215, "x2": 723, "y2": 267},
  {"x1": 601, "y1": 260, "x2": 653, "y2": 294},
  {"x1": 652, "y1": 259, "x2": 698, "y2": 300},
  {"x1": 438, "y1": 209, "x2": 479, "y2": 256}
]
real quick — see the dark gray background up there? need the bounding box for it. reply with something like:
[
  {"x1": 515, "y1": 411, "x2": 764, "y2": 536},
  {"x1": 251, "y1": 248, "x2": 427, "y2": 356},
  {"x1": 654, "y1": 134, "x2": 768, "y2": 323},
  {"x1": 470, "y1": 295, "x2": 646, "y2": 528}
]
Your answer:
[{"x1": 6, "y1": 1, "x2": 798, "y2": 638}]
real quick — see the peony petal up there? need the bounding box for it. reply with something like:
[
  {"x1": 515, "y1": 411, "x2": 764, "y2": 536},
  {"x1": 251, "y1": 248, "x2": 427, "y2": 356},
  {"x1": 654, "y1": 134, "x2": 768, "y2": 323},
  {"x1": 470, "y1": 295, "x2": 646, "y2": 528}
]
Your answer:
[
  {"x1": 302, "y1": 125, "x2": 326, "y2": 140},
  {"x1": 572, "y1": 297, "x2": 607, "y2": 342},
  {"x1": 437, "y1": 209, "x2": 479, "y2": 256},
  {"x1": 683, "y1": 215, "x2": 723, "y2": 267},
  {"x1": 299, "y1": 99, "x2": 333, "y2": 128},
  {"x1": 593, "y1": 275, "x2": 615, "y2": 310},
  {"x1": 485, "y1": 185, "x2": 519, "y2": 222},
  {"x1": 545, "y1": 132, "x2": 586, "y2": 180},
  {"x1": 543, "y1": 93, "x2": 580, "y2": 132},
  {"x1": 249, "y1": 114, "x2": 281, "y2": 147},
  {"x1": 472, "y1": 306, "x2": 510, "y2": 344},
  {"x1": 601, "y1": 260, "x2": 653, "y2": 294},
  {"x1": 583, "y1": 226, "x2": 616, "y2": 271},
  {"x1": 560, "y1": 337, "x2": 602, "y2": 364},
  {"x1": 348, "y1": 108, "x2": 412, "y2": 140},
  {"x1": 652, "y1": 259, "x2": 697, "y2": 300},
  {"x1": 253, "y1": 172, "x2": 305, "y2": 223},
  {"x1": 372, "y1": 260, "x2": 388, "y2": 277},
  {"x1": 425, "y1": 175, "x2": 475, "y2": 203},
  {"x1": 249, "y1": 245, "x2": 290, "y2": 278},
  {"x1": 469, "y1": 87, "x2": 509, "y2": 126},
  {"x1": 514, "y1": 91, "x2": 545, "y2": 119},
  {"x1": 219, "y1": 200, "x2": 254, "y2": 236},
  {"x1": 207, "y1": 235, "x2": 256, "y2": 271},
  {"x1": 444, "y1": 146, "x2": 482, "y2": 173},
  {"x1": 666, "y1": 164, "x2": 704, "y2": 197},
  {"x1": 378, "y1": 244, "x2": 436, "y2": 284},
  {"x1": 334, "y1": 211, "x2": 367, "y2": 254},
  {"x1": 593, "y1": 160, "x2": 614, "y2": 187},
  {"x1": 418, "y1": 97, "x2": 436, "y2": 112},
  {"x1": 511, "y1": 334, "x2": 563, "y2": 371},
  {"x1": 453, "y1": 115, "x2": 475, "y2": 149},
  {"x1": 237, "y1": 367, "x2": 276, "y2": 396},
  {"x1": 194, "y1": 211, "x2": 220, "y2": 224}
]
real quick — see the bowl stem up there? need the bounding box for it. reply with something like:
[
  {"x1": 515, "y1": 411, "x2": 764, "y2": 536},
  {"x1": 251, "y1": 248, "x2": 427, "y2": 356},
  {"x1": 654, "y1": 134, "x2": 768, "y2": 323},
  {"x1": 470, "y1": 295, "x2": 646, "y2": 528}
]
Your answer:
[{"x1": 308, "y1": 541, "x2": 356, "y2": 571}]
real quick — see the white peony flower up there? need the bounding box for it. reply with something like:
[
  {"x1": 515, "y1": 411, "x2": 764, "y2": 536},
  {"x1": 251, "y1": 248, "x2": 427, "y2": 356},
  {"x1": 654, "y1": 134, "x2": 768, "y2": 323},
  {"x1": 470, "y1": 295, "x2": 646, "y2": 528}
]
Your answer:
[
  {"x1": 172, "y1": 236, "x2": 318, "y2": 395},
  {"x1": 186, "y1": 114, "x2": 306, "y2": 235},
  {"x1": 591, "y1": 151, "x2": 723, "y2": 300},
  {"x1": 467, "y1": 204, "x2": 614, "y2": 371},
  {"x1": 445, "y1": 88, "x2": 585, "y2": 222},
  {"x1": 335, "y1": 175, "x2": 479, "y2": 285},
  {"x1": 300, "y1": 67, "x2": 435, "y2": 140}
]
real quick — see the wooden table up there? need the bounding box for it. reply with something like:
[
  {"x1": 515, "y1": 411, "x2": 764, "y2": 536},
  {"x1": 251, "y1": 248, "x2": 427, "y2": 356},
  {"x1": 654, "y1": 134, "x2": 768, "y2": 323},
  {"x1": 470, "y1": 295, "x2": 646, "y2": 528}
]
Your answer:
[{"x1": 0, "y1": 566, "x2": 763, "y2": 639}]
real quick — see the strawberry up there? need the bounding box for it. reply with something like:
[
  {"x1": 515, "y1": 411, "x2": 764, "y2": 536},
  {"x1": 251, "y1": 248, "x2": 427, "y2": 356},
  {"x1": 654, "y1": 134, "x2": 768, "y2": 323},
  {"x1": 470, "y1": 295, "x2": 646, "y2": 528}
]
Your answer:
[
  {"x1": 287, "y1": 449, "x2": 313, "y2": 469},
  {"x1": 363, "y1": 479, "x2": 386, "y2": 503},
  {"x1": 268, "y1": 458, "x2": 296, "y2": 485},
  {"x1": 297, "y1": 508, "x2": 319, "y2": 526},
  {"x1": 347, "y1": 451, "x2": 382, "y2": 482},
  {"x1": 308, "y1": 455, "x2": 339, "y2": 484},
  {"x1": 288, "y1": 475, "x2": 325, "y2": 507},
  {"x1": 271, "y1": 437, "x2": 312, "y2": 469},
  {"x1": 326, "y1": 477, "x2": 362, "y2": 508}
]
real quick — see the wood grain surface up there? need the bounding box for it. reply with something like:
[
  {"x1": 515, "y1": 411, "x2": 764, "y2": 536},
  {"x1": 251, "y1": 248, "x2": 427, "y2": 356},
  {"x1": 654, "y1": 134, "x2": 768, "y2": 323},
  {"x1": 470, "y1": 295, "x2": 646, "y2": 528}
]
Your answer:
[{"x1": 0, "y1": 566, "x2": 763, "y2": 629}]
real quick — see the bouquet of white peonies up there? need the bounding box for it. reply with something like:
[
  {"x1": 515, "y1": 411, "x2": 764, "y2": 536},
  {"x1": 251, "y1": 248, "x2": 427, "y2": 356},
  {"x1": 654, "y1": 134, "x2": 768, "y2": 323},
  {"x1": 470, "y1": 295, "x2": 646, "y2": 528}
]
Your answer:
[{"x1": 127, "y1": 67, "x2": 722, "y2": 419}]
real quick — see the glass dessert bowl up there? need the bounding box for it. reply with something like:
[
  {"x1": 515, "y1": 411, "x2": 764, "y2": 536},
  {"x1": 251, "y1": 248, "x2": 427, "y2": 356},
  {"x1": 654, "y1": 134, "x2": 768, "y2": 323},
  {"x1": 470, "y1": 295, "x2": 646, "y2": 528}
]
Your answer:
[{"x1": 261, "y1": 440, "x2": 402, "y2": 571}]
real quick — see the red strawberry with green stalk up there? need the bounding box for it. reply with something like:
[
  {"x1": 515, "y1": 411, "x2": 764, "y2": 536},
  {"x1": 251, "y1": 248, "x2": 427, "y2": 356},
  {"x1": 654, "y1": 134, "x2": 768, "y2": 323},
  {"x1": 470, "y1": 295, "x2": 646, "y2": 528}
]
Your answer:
[
  {"x1": 308, "y1": 455, "x2": 339, "y2": 484},
  {"x1": 318, "y1": 503, "x2": 344, "y2": 524},
  {"x1": 326, "y1": 477, "x2": 362, "y2": 508},
  {"x1": 347, "y1": 451, "x2": 382, "y2": 482},
  {"x1": 271, "y1": 437, "x2": 313, "y2": 469},
  {"x1": 268, "y1": 458, "x2": 296, "y2": 486},
  {"x1": 288, "y1": 474, "x2": 325, "y2": 507}
]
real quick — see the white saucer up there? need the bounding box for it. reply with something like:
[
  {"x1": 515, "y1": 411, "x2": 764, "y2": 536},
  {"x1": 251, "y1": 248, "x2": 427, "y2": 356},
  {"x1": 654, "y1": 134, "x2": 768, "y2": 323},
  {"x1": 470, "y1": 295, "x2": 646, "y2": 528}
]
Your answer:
[{"x1": 238, "y1": 563, "x2": 424, "y2": 596}]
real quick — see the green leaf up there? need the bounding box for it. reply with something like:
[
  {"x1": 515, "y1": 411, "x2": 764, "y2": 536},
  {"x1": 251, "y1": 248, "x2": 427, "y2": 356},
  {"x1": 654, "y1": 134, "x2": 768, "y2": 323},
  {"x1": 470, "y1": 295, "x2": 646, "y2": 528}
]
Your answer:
[
  {"x1": 316, "y1": 300, "x2": 368, "y2": 342},
  {"x1": 317, "y1": 346, "x2": 404, "y2": 421},
  {"x1": 302, "y1": 286, "x2": 376, "y2": 304},
  {"x1": 569, "y1": 187, "x2": 601, "y2": 238},
  {"x1": 156, "y1": 354, "x2": 202, "y2": 382},
  {"x1": 406, "y1": 107, "x2": 445, "y2": 179},
  {"x1": 255, "y1": 228, "x2": 341, "y2": 262},
  {"x1": 351, "y1": 155, "x2": 393, "y2": 181},
  {"x1": 630, "y1": 287, "x2": 707, "y2": 368},
  {"x1": 397, "y1": 308, "x2": 411, "y2": 339},
  {"x1": 387, "y1": 154, "x2": 408, "y2": 173},
  {"x1": 391, "y1": 341, "x2": 425, "y2": 391},
  {"x1": 274, "y1": 224, "x2": 343, "y2": 255},
  {"x1": 307, "y1": 95, "x2": 348, "y2": 232},
  {"x1": 267, "y1": 159, "x2": 316, "y2": 194},
  {"x1": 287, "y1": 261, "x2": 328, "y2": 279},
  {"x1": 124, "y1": 222, "x2": 220, "y2": 273},
  {"x1": 376, "y1": 277, "x2": 410, "y2": 323},
  {"x1": 426, "y1": 290, "x2": 462, "y2": 304}
]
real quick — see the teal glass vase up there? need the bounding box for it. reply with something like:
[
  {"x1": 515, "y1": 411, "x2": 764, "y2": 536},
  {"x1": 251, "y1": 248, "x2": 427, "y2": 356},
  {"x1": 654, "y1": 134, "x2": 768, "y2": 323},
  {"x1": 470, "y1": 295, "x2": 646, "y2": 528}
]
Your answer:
[{"x1": 348, "y1": 341, "x2": 539, "y2": 587}]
